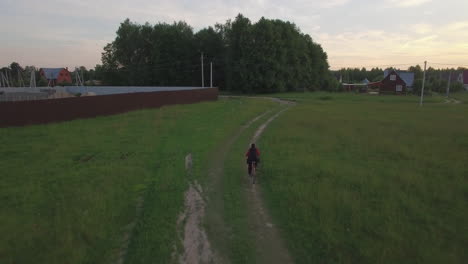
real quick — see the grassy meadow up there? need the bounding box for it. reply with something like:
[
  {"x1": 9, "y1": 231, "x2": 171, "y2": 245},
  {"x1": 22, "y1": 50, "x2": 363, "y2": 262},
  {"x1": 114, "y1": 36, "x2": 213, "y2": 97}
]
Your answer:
[
  {"x1": 259, "y1": 92, "x2": 468, "y2": 263},
  {"x1": 205, "y1": 106, "x2": 287, "y2": 264},
  {"x1": 0, "y1": 98, "x2": 277, "y2": 264},
  {"x1": 2, "y1": 90, "x2": 468, "y2": 264},
  {"x1": 452, "y1": 91, "x2": 468, "y2": 102}
]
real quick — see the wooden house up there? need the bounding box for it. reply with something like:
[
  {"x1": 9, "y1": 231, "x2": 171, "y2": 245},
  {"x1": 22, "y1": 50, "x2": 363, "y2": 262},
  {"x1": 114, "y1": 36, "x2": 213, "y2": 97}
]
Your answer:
[{"x1": 39, "y1": 68, "x2": 72, "y2": 86}]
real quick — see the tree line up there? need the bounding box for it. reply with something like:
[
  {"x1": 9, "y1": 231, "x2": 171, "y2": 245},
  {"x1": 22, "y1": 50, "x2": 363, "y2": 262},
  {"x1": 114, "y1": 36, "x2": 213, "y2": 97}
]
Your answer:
[
  {"x1": 332, "y1": 66, "x2": 466, "y2": 93},
  {"x1": 100, "y1": 14, "x2": 339, "y2": 93}
]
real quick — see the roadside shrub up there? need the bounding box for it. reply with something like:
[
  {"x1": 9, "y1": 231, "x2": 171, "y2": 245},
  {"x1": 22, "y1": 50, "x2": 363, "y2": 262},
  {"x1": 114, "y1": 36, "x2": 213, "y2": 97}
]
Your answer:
[
  {"x1": 58, "y1": 82, "x2": 73, "y2": 87},
  {"x1": 318, "y1": 95, "x2": 333, "y2": 101},
  {"x1": 37, "y1": 78, "x2": 48, "y2": 87}
]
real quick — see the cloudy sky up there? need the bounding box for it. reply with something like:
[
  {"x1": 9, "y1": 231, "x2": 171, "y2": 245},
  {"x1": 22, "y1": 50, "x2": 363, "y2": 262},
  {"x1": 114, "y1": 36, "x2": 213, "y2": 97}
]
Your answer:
[{"x1": 1, "y1": 0, "x2": 468, "y2": 70}]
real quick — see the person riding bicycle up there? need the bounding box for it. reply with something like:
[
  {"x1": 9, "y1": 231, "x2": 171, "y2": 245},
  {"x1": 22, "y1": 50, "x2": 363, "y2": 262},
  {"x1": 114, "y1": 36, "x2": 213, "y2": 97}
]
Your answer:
[{"x1": 245, "y1": 143, "x2": 260, "y2": 176}]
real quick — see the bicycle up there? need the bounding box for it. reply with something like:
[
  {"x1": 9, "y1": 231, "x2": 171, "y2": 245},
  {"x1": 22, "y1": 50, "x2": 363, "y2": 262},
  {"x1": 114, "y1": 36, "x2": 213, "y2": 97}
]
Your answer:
[{"x1": 249, "y1": 161, "x2": 257, "y2": 184}]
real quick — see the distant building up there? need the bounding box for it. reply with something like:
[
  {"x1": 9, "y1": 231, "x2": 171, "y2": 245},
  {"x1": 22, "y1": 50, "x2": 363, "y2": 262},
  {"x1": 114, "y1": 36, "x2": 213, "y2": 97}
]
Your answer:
[
  {"x1": 342, "y1": 78, "x2": 371, "y2": 92},
  {"x1": 383, "y1": 70, "x2": 414, "y2": 91},
  {"x1": 342, "y1": 83, "x2": 368, "y2": 92},
  {"x1": 39, "y1": 68, "x2": 72, "y2": 86},
  {"x1": 457, "y1": 70, "x2": 468, "y2": 90},
  {"x1": 380, "y1": 70, "x2": 408, "y2": 94}
]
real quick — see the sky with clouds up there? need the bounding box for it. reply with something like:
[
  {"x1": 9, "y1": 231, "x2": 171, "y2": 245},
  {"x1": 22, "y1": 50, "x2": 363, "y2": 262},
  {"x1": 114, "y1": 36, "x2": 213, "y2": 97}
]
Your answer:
[{"x1": 1, "y1": 0, "x2": 468, "y2": 70}]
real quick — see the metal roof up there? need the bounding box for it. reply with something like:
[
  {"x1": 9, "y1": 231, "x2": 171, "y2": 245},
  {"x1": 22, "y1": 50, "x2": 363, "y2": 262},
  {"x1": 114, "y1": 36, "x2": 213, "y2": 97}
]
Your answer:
[
  {"x1": 41, "y1": 68, "x2": 64, "y2": 80},
  {"x1": 384, "y1": 70, "x2": 415, "y2": 87},
  {"x1": 65, "y1": 86, "x2": 210, "y2": 95}
]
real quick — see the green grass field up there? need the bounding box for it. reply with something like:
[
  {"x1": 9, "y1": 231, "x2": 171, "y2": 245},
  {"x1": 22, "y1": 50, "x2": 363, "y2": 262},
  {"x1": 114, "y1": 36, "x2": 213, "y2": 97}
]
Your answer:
[
  {"x1": 451, "y1": 91, "x2": 468, "y2": 103},
  {"x1": 2, "y1": 91, "x2": 468, "y2": 264},
  {"x1": 259, "y1": 92, "x2": 468, "y2": 263},
  {"x1": 0, "y1": 98, "x2": 277, "y2": 264},
  {"x1": 205, "y1": 107, "x2": 284, "y2": 264}
]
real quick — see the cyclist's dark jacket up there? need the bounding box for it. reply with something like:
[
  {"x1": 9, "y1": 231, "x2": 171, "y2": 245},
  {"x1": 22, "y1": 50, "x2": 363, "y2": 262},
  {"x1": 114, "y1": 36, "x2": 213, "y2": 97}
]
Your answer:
[{"x1": 245, "y1": 148, "x2": 260, "y2": 161}]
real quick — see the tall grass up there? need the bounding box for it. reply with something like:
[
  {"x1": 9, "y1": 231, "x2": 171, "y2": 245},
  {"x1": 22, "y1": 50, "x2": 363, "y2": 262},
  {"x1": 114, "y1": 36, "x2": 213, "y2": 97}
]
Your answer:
[
  {"x1": 264, "y1": 91, "x2": 446, "y2": 104},
  {"x1": 0, "y1": 98, "x2": 276, "y2": 264},
  {"x1": 451, "y1": 90, "x2": 468, "y2": 103},
  {"x1": 260, "y1": 94, "x2": 468, "y2": 263}
]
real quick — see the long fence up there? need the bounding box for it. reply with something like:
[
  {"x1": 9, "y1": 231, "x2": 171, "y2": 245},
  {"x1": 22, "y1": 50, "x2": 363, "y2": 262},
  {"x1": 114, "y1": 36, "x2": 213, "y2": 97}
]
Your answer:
[
  {"x1": 0, "y1": 87, "x2": 218, "y2": 128},
  {"x1": 0, "y1": 86, "x2": 211, "y2": 102}
]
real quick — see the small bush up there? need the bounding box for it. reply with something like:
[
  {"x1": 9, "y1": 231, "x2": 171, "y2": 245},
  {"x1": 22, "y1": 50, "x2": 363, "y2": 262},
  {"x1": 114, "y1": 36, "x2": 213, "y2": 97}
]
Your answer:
[
  {"x1": 37, "y1": 78, "x2": 48, "y2": 87},
  {"x1": 58, "y1": 82, "x2": 73, "y2": 87},
  {"x1": 318, "y1": 95, "x2": 333, "y2": 101}
]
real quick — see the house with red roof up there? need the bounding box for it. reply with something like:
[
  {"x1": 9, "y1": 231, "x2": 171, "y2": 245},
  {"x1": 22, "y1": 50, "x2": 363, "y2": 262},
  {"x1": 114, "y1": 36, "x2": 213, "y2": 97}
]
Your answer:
[
  {"x1": 380, "y1": 70, "x2": 410, "y2": 94},
  {"x1": 341, "y1": 70, "x2": 414, "y2": 95},
  {"x1": 457, "y1": 70, "x2": 468, "y2": 90},
  {"x1": 39, "y1": 68, "x2": 72, "y2": 86}
]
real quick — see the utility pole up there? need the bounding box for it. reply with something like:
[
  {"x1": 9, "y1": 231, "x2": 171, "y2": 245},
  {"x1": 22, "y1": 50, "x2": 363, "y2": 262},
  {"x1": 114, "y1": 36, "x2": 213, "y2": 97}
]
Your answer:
[
  {"x1": 7, "y1": 70, "x2": 12, "y2": 87},
  {"x1": 81, "y1": 68, "x2": 84, "y2": 85},
  {"x1": 201, "y1": 52, "x2": 204, "y2": 88},
  {"x1": 18, "y1": 69, "x2": 25, "y2": 87},
  {"x1": 446, "y1": 70, "x2": 452, "y2": 97},
  {"x1": 1, "y1": 71, "x2": 10, "y2": 87},
  {"x1": 75, "y1": 67, "x2": 84, "y2": 86},
  {"x1": 30, "y1": 69, "x2": 36, "y2": 88},
  {"x1": 210, "y1": 62, "x2": 213, "y2": 88},
  {"x1": 420, "y1": 60, "x2": 427, "y2": 106}
]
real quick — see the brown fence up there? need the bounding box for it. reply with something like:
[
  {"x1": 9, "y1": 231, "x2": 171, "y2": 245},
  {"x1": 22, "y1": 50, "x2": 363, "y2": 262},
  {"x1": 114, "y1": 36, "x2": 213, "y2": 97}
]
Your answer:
[{"x1": 0, "y1": 87, "x2": 218, "y2": 128}]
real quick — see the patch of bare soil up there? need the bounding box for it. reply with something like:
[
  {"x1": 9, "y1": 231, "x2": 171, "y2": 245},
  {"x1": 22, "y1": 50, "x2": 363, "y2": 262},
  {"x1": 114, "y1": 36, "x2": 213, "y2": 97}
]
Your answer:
[
  {"x1": 177, "y1": 153, "x2": 215, "y2": 263},
  {"x1": 444, "y1": 98, "x2": 461, "y2": 104},
  {"x1": 178, "y1": 181, "x2": 215, "y2": 264}
]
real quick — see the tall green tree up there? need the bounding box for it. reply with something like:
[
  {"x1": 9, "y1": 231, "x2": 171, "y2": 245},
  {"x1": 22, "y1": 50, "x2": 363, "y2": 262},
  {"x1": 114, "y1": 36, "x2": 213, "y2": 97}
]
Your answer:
[{"x1": 101, "y1": 15, "x2": 333, "y2": 93}]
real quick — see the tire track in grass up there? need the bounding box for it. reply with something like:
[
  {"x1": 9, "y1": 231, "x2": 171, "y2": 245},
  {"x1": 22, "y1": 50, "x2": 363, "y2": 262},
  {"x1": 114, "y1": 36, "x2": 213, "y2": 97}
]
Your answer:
[
  {"x1": 246, "y1": 103, "x2": 294, "y2": 264},
  {"x1": 177, "y1": 97, "x2": 294, "y2": 263},
  {"x1": 116, "y1": 196, "x2": 144, "y2": 264},
  {"x1": 178, "y1": 106, "x2": 274, "y2": 264}
]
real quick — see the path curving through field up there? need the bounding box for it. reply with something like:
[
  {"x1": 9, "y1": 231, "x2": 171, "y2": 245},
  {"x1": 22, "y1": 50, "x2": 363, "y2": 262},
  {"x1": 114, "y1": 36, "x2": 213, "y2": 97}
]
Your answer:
[
  {"x1": 178, "y1": 97, "x2": 294, "y2": 263},
  {"x1": 245, "y1": 104, "x2": 294, "y2": 264},
  {"x1": 443, "y1": 97, "x2": 461, "y2": 104},
  {"x1": 178, "y1": 102, "x2": 273, "y2": 264}
]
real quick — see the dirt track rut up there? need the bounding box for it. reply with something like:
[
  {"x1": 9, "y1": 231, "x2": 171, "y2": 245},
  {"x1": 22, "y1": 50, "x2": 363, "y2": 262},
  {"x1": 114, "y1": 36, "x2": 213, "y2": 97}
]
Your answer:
[
  {"x1": 245, "y1": 105, "x2": 293, "y2": 264},
  {"x1": 178, "y1": 97, "x2": 294, "y2": 263}
]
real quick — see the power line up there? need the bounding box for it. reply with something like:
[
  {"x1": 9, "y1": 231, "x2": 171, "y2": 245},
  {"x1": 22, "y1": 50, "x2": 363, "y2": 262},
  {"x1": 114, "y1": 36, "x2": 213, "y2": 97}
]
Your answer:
[
  {"x1": 332, "y1": 62, "x2": 468, "y2": 70},
  {"x1": 429, "y1": 62, "x2": 468, "y2": 68},
  {"x1": 108, "y1": 53, "x2": 204, "y2": 69},
  {"x1": 109, "y1": 62, "x2": 203, "y2": 72},
  {"x1": 331, "y1": 62, "x2": 422, "y2": 69}
]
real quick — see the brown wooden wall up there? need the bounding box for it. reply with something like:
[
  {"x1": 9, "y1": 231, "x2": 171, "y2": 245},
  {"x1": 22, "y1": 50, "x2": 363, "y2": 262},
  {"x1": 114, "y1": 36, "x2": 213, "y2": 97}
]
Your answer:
[
  {"x1": 0, "y1": 87, "x2": 218, "y2": 128},
  {"x1": 381, "y1": 71, "x2": 406, "y2": 94}
]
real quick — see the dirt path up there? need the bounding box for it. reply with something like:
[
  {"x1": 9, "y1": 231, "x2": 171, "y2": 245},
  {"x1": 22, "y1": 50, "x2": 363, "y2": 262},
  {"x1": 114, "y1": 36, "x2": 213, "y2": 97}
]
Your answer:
[
  {"x1": 245, "y1": 105, "x2": 294, "y2": 264},
  {"x1": 177, "y1": 97, "x2": 294, "y2": 263},
  {"x1": 443, "y1": 97, "x2": 461, "y2": 104},
  {"x1": 178, "y1": 179, "x2": 214, "y2": 264},
  {"x1": 178, "y1": 106, "x2": 274, "y2": 264}
]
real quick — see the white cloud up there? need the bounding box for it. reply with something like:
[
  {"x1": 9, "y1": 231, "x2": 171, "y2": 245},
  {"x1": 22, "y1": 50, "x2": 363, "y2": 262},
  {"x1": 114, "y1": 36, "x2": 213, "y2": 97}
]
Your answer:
[
  {"x1": 410, "y1": 23, "x2": 432, "y2": 34},
  {"x1": 2, "y1": 0, "x2": 468, "y2": 69},
  {"x1": 321, "y1": 20, "x2": 468, "y2": 69},
  {"x1": 446, "y1": 21, "x2": 468, "y2": 31},
  {"x1": 387, "y1": 0, "x2": 432, "y2": 8},
  {"x1": 318, "y1": 0, "x2": 351, "y2": 8}
]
